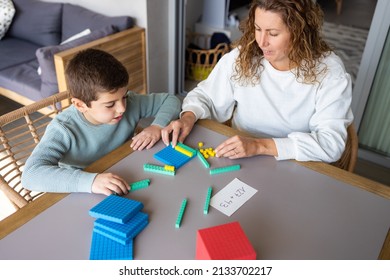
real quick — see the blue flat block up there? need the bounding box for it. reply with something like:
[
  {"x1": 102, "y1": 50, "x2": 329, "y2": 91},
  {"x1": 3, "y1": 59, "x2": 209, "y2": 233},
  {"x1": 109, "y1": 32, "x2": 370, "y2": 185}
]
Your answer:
[
  {"x1": 90, "y1": 231, "x2": 133, "y2": 260},
  {"x1": 154, "y1": 144, "x2": 195, "y2": 169},
  {"x1": 89, "y1": 195, "x2": 143, "y2": 224},
  {"x1": 93, "y1": 219, "x2": 148, "y2": 245},
  {"x1": 94, "y1": 212, "x2": 149, "y2": 239},
  {"x1": 93, "y1": 227, "x2": 132, "y2": 245}
]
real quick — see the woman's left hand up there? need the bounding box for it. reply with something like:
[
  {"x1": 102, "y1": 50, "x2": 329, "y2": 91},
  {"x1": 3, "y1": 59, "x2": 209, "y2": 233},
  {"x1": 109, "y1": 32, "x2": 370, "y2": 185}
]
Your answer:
[
  {"x1": 131, "y1": 125, "x2": 162, "y2": 151},
  {"x1": 215, "y1": 135, "x2": 278, "y2": 159}
]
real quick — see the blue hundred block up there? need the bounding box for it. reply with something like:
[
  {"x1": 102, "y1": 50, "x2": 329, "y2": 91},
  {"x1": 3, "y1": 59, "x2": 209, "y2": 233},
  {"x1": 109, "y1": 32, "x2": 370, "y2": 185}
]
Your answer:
[
  {"x1": 90, "y1": 231, "x2": 133, "y2": 260},
  {"x1": 93, "y1": 212, "x2": 149, "y2": 245},
  {"x1": 93, "y1": 219, "x2": 148, "y2": 245},
  {"x1": 89, "y1": 195, "x2": 143, "y2": 224},
  {"x1": 154, "y1": 143, "x2": 196, "y2": 169}
]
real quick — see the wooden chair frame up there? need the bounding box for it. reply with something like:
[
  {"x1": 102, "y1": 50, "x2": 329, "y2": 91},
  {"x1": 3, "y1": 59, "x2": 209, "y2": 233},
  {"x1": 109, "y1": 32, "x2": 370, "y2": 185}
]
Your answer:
[
  {"x1": 331, "y1": 123, "x2": 358, "y2": 172},
  {"x1": 0, "y1": 91, "x2": 71, "y2": 210}
]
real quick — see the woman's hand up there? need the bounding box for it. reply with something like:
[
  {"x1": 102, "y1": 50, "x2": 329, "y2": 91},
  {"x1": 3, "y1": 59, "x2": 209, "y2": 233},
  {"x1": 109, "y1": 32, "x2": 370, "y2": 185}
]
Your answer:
[
  {"x1": 215, "y1": 135, "x2": 278, "y2": 159},
  {"x1": 161, "y1": 112, "x2": 196, "y2": 147},
  {"x1": 131, "y1": 125, "x2": 162, "y2": 151}
]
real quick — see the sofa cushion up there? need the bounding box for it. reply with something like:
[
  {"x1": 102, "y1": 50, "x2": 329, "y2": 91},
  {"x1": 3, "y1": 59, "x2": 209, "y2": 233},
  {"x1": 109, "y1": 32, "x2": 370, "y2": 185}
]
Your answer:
[
  {"x1": 37, "y1": 28, "x2": 92, "y2": 75},
  {"x1": 36, "y1": 25, "x2": 117, "y2": 98},
  {"x1": 61, "y1": 3, "x2": 133, "y2": 42},
  {"x1": 0, "y1": 60, "x2": 41, "y2": 101},
  {"x1": 7, "y1": 0, "x2": 62, "y2": 46},
  {"x1": 60, "y1": 28, "x2": 91, "y2": 45},
  {"x1": 0, "y1": 0, "x2": 15, "y2": 40},
  {"x1": 0, "y1": 37, "x2": 40, "y2": 70}
]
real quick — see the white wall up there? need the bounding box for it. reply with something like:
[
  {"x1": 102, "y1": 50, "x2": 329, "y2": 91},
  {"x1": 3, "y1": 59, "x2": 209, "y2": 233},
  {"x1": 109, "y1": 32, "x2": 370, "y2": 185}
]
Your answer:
[
  {"x1": 43, "y1": 0, "x2": 173, "y2": 93},
  {"x1": 146, "y1": 0, "x2": 170, "y2": 93},
  {"x1": 186, "y1": 0, "x2": 203, "y2": 33}
]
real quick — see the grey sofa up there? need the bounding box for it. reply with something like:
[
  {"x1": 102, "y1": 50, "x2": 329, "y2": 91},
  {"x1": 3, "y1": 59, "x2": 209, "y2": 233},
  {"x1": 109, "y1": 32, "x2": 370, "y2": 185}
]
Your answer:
[{"x1": 0, "y1": 0, "x2": 134, "y2": 104}]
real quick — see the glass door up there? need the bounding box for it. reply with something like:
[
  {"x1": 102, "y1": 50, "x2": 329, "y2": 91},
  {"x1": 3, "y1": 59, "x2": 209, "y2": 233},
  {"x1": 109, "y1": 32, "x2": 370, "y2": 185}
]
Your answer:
[{"x1": 352, "y1": 0, "x2": 390, "y2": 168}]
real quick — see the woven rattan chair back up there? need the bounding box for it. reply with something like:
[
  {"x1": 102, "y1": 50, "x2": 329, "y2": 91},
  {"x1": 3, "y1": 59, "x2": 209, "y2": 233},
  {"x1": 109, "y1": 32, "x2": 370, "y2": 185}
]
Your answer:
[
  {"x1": 0, "y1": 91, "x2": 71, "y2": 209},
  {"x1": 331, "y1": 123, "x2": 358, "y2": 172}
]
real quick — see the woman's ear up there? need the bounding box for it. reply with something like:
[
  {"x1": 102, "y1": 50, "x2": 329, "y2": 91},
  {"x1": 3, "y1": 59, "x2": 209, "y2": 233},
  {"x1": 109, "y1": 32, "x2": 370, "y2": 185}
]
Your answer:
[{"x1": 71, "y1": 98, "x2": 88, "y2": 113}]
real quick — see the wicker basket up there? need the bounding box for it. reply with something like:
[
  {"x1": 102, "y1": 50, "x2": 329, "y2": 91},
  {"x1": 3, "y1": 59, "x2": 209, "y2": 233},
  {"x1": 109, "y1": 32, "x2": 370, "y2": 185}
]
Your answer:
[{"x1": 185, "y1": 33, "x2": 230, "y2": 81}]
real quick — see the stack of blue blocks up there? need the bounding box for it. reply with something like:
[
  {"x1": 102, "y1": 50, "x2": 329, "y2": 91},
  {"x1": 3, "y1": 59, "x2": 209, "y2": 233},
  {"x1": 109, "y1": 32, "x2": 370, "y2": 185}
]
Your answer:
[{"x1": 88, "y1": 195, "x2": 148, "y2": 260}]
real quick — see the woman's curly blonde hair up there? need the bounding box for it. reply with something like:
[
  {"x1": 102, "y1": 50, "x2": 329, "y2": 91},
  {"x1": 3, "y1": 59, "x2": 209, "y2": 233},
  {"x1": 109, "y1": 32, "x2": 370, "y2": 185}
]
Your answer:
[{"x1": 232, "y1": 0, "x2": 332, "y2": 85}]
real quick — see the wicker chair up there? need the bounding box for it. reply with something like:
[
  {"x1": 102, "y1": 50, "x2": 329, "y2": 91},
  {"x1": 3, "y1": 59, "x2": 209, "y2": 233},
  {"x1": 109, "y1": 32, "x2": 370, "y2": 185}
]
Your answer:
[
  {"x1": 0, "y1": 91, "x2": 71, "y2": 210},
  {"x1": 331, "y1": 123, "x2": 358, "y2": 172}
]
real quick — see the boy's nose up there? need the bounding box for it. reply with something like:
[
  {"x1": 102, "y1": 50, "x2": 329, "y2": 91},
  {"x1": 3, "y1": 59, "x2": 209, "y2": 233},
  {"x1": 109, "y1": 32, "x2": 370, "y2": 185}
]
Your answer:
[{"x1": 117, "y1": 101, "x2": 126, "y2": 113}]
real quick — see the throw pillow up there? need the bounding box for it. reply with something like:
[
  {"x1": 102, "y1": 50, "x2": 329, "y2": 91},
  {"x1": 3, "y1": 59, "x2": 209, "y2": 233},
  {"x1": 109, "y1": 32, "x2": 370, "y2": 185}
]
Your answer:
[
  {"x1": 0, "y1": 0, "x2": 15, "y2": 40},
  {"x1": 37, "y1": 28, "x2": 91, "y2": 75},
  {"x1": 61, "y1": 3, "x2": 133, "y2": 42},
  {"x1": 7, "y1": 0, "x2": 62, "y2": 46},
  {"x1": 60, "y1": 28, "x2": 91, "y2": 45},
  {"x1": 36, "y1": 25, "x2": 117, "y2": 98}
]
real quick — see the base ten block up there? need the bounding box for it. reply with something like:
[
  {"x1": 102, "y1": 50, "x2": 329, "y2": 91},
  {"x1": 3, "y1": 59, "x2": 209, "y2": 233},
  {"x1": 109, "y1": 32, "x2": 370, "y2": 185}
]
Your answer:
[{"x1": 196, "y1": 221, "x2": 256, "y2": 260}]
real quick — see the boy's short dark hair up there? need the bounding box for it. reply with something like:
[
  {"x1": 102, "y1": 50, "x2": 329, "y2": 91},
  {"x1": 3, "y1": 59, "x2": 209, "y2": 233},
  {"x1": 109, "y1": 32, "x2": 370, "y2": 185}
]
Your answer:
[{"x1": 65, "y1": 48, "x2": 129, "y2": 106}]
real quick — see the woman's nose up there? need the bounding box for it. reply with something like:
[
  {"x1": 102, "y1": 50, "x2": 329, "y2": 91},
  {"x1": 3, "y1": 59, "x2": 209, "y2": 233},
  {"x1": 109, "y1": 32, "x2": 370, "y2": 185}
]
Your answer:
[{"x1": 259, "y1": 33, "x2": 268, "y2": 47}]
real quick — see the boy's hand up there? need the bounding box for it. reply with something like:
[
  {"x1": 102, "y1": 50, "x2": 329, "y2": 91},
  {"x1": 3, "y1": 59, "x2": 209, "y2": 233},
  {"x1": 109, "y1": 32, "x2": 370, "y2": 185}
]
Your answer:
[
  {"x1": 161, "y1": 112, "x2": 196, "y2": 147},
  {"x1": 91, "y1": 173, "x2": 130, "y2": 196},
  {"x1": 131, "y1": 125, "x2": 161, "y2": 150}
]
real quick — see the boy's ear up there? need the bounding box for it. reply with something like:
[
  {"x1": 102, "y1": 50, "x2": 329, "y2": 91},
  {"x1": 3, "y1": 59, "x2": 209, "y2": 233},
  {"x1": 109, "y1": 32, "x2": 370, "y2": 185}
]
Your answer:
[{"x1": 71, "y1": 98, "x2": 88, "y2": 113}]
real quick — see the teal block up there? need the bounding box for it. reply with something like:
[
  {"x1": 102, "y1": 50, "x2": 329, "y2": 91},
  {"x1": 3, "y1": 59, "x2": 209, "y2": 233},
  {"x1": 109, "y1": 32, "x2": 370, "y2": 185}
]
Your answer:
[
  {"x1": 130, "y1": 179, "x2": 151, "y2": 191},
  {"x1": 203, "y1": 186, "x2": 213, "y2": 214},
  {"x1": 176, "y1": 142, "x2": 198, "y2": 155},
  {"x1": 143, "y1": 163, "x2": 175, "y2": 176},
  {"x1": 209, "y1": 164, "x2": 241, "y2": 175},
  {"x1": 175, "y1": 199, "x2": 188, "y2": 228},
  {"x1": 197, "y1": 151, "x2": 210, "y2": 168}
]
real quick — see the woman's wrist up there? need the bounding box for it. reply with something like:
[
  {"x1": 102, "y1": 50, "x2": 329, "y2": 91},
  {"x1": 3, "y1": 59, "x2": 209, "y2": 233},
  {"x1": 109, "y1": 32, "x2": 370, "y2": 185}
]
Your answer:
[
  {"x1": 256, "y1": 138, "x2": 278, "y2": 157},
  {"x1": 180, "y1": 111, "x2": 196, "y2": 125}
]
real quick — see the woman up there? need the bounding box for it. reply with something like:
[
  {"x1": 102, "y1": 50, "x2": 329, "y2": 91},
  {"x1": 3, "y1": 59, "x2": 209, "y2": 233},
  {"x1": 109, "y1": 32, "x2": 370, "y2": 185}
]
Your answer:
[{"x1": 162, "y1": 0, "x2": 353, "y2": 162}]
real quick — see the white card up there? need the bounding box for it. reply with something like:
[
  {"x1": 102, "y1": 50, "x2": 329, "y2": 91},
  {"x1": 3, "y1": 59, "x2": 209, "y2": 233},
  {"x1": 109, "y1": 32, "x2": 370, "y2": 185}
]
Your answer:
[{"x1": 210, "y1": 178, "x2": 258, "y2": 216}]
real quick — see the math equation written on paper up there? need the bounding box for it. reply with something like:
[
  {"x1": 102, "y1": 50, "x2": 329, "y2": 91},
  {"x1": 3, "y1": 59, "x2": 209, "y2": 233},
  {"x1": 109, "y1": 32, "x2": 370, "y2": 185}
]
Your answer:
[{"x1": 210, "y1": 178, "x2": 258, "y2": 216}]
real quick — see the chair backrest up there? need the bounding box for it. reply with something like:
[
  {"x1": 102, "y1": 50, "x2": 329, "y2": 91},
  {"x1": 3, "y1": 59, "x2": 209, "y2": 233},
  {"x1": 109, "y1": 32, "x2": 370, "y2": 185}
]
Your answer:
[
  {"x1": 331, "y1": 123, "x2": 359, "y2": 172},
  {"x1": 0, "y1": 91, "x2": 71, "y2": 210}
]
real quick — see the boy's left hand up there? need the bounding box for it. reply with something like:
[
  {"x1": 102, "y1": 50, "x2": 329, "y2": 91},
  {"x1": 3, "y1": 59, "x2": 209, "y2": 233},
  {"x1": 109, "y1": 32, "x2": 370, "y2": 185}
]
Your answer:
[{"x1": 131, "y1": 125, "x2": 162, "y2": 150}]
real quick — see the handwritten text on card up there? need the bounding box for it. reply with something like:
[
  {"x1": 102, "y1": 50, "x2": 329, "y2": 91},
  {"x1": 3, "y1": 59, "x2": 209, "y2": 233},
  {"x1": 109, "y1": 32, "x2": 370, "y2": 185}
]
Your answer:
[{"x1": 210, "y1": 178, "x2": 258, "y2": 216}]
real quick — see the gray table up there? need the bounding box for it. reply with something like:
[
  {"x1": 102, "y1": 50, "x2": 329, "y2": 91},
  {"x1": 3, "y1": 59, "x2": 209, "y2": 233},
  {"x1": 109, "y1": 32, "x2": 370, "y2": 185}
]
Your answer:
[{"x1": 1, "y1": 125, "x2": 389, "y2": 259}]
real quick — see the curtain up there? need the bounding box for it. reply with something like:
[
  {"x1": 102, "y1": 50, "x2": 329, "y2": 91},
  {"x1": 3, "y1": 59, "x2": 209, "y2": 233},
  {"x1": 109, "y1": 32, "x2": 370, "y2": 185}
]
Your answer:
[{"x1": 358, "y1": 27, "x2": 390, "y2": 156}]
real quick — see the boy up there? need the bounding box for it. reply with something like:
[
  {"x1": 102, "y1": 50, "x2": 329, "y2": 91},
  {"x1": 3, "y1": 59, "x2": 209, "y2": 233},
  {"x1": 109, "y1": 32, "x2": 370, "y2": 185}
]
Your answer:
[{"x1": 22, "y1": 48, "x2": 181, "y2": 196}]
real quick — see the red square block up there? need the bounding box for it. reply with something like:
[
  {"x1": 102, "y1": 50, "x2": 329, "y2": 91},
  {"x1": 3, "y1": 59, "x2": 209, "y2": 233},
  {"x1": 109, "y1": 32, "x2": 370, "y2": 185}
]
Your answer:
[{"x1": 196, "y1": 221, "x2": 256, "y2": 260}]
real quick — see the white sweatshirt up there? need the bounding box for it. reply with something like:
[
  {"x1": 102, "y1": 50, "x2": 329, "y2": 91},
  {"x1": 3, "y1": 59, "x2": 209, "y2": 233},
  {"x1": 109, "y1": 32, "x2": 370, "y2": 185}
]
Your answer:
[{"x1": 182, "y1": 48, "x2": 353, "y2": 162}]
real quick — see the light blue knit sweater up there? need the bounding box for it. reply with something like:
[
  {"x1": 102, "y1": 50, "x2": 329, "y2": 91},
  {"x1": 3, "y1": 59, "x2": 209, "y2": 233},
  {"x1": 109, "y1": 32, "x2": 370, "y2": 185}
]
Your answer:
[{"x1": 21, "y1": 91, "x2": 181, "y2": 193}]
